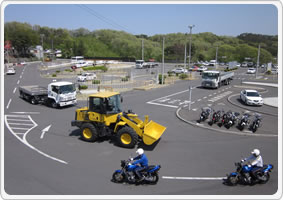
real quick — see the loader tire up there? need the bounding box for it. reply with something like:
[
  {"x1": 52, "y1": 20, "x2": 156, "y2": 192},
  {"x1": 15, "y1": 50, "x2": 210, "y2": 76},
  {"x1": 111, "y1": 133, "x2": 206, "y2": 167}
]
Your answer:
[
  {"x1": 81, "y1": 123, "x2": 98, "y2": 142},
  {"x1": 116, "y1": 126, "x2": 138, "y2": 148}
]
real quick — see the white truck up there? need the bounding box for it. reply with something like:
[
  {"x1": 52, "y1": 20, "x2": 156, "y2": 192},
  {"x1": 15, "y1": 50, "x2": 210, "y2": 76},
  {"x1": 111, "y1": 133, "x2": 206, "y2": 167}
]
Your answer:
[
  {"x1": 201, "y1": 71, "x2": 234, "y2": 89},
  {"x1": 135, "y1": 60, "x2": 158, "y2": 69},
  {"x1": 19, "y1": 81, "x2": 77, "y2": 108}
]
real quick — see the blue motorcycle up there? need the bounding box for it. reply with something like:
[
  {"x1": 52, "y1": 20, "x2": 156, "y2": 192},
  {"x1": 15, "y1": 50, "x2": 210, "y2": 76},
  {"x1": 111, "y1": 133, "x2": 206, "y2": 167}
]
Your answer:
[
  {"x1": 226, "y1": 161, "x2": 273, "y2": 186},
  {"x1": 112, "y1": 159, "x2": 161, "y2": 184}
]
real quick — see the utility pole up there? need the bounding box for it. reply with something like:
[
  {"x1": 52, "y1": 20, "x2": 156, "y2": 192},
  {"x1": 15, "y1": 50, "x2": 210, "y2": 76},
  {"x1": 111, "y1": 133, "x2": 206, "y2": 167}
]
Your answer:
[
  {"x1": 188, "y1": 25, "x2": 195, "y2": 111},
  {"x1": 142, "y1": 38, "x2": 144, "y2": 60},
  {"x1": 40, "y1": 34, "x2": 44, "y2": 61},
  {"x1": 215, "y1": 46, "x2": 218, "y2": 69},
  {"x1": 184, "y1": 40, "x2": 187, "y2": 68},
  {"x1": 188, "y1": 25, "x2": 195, "y2": 68},
  {"x1": 162, "y1": 37, "x2": 165, "y2": 85},
  {"x1": 256, "y1": 44, "x2": 261, "y2": 79}
]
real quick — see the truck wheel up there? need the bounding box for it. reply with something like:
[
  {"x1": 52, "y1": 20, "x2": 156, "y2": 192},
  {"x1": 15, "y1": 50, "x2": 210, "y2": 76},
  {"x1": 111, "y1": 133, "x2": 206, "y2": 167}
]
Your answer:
[
  {"x1": 51, "y1": 100, "x2": 58, "y2": 108},
  {"x1": 116, "y1": 126, "x2": 138, "y2": 148},
  {"x1": 81, "y1": 123, "x2": 98, "y2": 142},
  {"x1": 19, "y1": 91, "x2": 24, "y2": 99},
  {"x1": 30, "y1": 97, "x2": 37, "y2": 105}
]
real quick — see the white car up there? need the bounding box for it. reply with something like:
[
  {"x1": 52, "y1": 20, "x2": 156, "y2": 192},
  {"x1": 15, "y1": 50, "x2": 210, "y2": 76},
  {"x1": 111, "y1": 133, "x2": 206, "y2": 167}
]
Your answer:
[
  {"x1": 197, "y1": 66, "x2": 207, "y2": 72},
  {"x1": 240, "y1": 90, "x2": 263, "y2": 106},
  {"x1": 171, "y1": 68, "x2": 188, "y2": 74},
  {"x1": 77, "y1": 72, "x2": 97, "y2": 82},
  {"x1": 6, "y1": 68, "x2": 16, "y2": 75},
  {"x1": 247, "y1": 68, "x2": 256, "y2": 74}
]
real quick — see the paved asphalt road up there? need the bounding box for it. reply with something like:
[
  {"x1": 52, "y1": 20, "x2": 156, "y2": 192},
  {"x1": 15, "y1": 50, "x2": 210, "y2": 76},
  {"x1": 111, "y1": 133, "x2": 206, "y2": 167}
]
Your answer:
[{"x1": 3, "y1": 63, "x2": 279, "y2": 197}]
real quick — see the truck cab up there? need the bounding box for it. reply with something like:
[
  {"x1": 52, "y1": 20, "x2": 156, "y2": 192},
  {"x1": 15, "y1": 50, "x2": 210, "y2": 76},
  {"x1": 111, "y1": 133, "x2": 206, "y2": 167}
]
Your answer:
[
  {"x1": 136, "y1": 60, "x2": 145, "y2": 69},
  {"x1": 48, "y1": 81, "x2": 77, "y2": 107}
]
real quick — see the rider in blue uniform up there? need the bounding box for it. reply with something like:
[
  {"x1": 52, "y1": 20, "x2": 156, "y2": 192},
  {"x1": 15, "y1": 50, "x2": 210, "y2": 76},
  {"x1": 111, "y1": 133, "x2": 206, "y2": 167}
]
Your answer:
[{"x1": 132, "y1": 148, "x2": 148, "y2": 182}]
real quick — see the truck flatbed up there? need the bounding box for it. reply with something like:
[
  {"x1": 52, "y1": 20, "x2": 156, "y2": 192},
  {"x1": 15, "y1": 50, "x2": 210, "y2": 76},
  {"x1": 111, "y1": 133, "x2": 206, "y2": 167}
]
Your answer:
[{"x1": 19, "y1": 85, "x2": 48, "y2": 96}]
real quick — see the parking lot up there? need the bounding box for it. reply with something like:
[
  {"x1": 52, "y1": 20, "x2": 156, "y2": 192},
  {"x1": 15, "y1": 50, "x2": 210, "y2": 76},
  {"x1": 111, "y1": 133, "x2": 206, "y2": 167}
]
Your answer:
[{"x1": 3, "y1": 62, "x2": 279, "y2": 195}]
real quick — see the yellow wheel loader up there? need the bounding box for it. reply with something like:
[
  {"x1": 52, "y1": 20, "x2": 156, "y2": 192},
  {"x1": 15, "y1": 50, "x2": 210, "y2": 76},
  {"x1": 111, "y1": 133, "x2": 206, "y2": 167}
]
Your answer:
[{"x1": 71, "y1": 92, "x2": 166, "y2": 148}]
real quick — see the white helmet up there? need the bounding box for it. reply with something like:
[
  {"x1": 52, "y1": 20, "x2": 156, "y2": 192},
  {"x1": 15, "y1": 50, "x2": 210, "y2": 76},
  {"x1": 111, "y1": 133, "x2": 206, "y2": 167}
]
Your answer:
[
  {"x1": 251, "y1": 149, "x2": 260, "y2": 156},
  {"x1": 136, "y1": 148, "x2": 144, "y2": 155}
]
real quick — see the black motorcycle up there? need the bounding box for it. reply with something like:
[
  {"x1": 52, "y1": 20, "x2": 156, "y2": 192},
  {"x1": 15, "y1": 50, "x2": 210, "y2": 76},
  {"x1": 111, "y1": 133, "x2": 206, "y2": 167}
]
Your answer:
[
  {"x1": 238, "y1": 112, "x2": 251, "y2": 131},
  {"x1": 225, "y1": 161, "x2": 273, "y2": 186},
  {"x1": 221, "y1": 110, "x2": 240, "y2": 129},
  {"x1": 198, "y1": 107, "x2": 212, "y2": 123},
  {"x1": 250, "y1": 113, "x2": 262, "y2": 133},
  {"x1": 209, "y1": 109, "x2": 223, "y2": 126}
]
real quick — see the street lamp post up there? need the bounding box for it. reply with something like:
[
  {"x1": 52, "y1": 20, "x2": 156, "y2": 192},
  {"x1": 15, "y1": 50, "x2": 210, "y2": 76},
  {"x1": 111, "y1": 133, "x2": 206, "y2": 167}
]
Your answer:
[
  {"x1": 256, "y1": 44, "x2": 261, "y2": 79},
  {"x1": 188, "y1": 25, "x2": 195, "y2": 69},
  {"x1": 188, "y1": 25, "x2": 195, "y2": 111}
]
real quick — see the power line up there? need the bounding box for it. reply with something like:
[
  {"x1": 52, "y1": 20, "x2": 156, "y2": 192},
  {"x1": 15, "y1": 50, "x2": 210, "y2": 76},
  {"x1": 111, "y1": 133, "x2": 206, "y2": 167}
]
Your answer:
[{"x1": 76, "y1": 4, "x2": 134, "y2": 34}]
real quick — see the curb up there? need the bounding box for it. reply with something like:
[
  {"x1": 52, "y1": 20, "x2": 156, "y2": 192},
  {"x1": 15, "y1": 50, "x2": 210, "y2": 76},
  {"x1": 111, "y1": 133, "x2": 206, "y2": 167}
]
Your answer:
[
  {"x1": 227, "y1": 93, "x2": 278, "y2": 117},
  {"x1": 176, "y1": 107, "x2": 277, "y2": 137}
]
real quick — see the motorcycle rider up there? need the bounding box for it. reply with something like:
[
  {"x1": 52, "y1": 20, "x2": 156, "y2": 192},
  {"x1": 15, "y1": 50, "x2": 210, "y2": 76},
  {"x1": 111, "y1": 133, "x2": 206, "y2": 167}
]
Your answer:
[
  {"x1": 241, "y1": 149, "x2": 263, "y2": 183},
  {"x1": 131, "y1": 148, "x2": 148, "y2": 182}
]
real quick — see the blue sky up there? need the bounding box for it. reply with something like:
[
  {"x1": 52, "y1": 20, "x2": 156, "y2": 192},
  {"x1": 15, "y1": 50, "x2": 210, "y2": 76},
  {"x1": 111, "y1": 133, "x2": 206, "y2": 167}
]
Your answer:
[{"x1": 4, "y1": 3, "x2": 278, "y2": 36}]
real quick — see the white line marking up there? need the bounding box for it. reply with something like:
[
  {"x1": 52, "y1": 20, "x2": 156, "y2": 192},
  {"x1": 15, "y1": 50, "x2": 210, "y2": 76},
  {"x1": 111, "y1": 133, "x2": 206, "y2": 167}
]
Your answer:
[
  {"x1": 40, "y1": 125, "x2": 52, "y2": 139},
  {"x1": 147, "y1": 101, "x2": 178, "y2": 108},
  {"x1": 17, "y1": 80, "x2": 20, "y2": 84},
  {"x1": 13, "y1": 87, "x2": 17, "y2": 94},
  {"x1": 203, "y1": 96, "x2": 207, "y2": 99},
  {"x1": 7, "y1": 119, "x2": 31, "y2": 122},
  {"x1": 8, "y1": 123, "x2": 35, "y2": 126},
  {"x1": 9, "y1": 127, "x2": 30, "y2": 130},
  {"x1": 20, "y1": 75, "x2": 22, "y2": 79},
  {"x1": 5, "y1": 115, "x2": 68, "y2": 164},
  {"x1": 197, "y1": 99, "x2": 201, "y2": 101},
  {"x1": 6, "y1": 99, "x2": 12, "y2": 109},
  {"x1": 6, "y1": 115, "x2": 29, "y2": 118},
  {"x1": 13, "y1": 132, "x2": 25, "y2": 135},
  {"x1": 149, "y1": 89, "x2": 190, "y2": 102},
  {"x1": 162, "y1": 176, "x2": 226, "y2": 180},
  {"x1": 10, "y1": 112, "x2": 40, "y2": 114}
]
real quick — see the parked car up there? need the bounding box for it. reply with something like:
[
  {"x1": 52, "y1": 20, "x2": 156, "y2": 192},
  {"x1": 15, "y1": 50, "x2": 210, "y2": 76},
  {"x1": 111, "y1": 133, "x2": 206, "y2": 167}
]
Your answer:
[
  {"x1": 77, "y1": 72, "x2": 97, "y2": 82},
  {"x1": 240, "y1": 89, "x2": 263, "y2": 106},
  {"x1": 271, "y1": 68, "x2": 278, "y2": 74},
  {"x1": 247, "y1": 68, "x2": 256, "y2": 74},
  {"x1": 197, "y1": 66, "x2": 207, "y2": 72},
  {"x1": 171, "y1": 68, "x2": 188, "y2": 74},
  {"x1": 241, "y1": 62, "x2": 248, "y2": 67},
  {"x1": 189, "y1": 66, "x2": 199, "y2": 71},
  {"x1": 6, "y1": 68, "x2": 16, "y2": 75}
]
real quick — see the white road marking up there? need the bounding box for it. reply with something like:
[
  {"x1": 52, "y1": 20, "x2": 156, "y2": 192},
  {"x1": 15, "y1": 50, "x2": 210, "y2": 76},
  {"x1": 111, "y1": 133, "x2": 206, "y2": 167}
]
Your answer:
[
  {"x1": 162, "y1": 176, "x2": 226, "y2": 180},
  {"x1": 6, "y1": 99, "x2": 12, "y2": 109},
  {"x1": 13, "y1": 87, "x2": 17, "y2": 94},
  {"x1": 20, "y1": 75, "x2": 22, "y2": 79},
  {"x1": 40, "y1": 125, "x2": 52, "y2": 139},
  {"x1": 147, "y1": 101, "x2": 178, "y2": 108},
  {"x1": 149, "y1": 89, "x2": 190, "y2": 102},
  {"x1": 197, "y1": 99, "x2": 201, "y2": 101},
  {"x1": 17, "y1": 80, "x2": 20, "y2": 84},
  {"x1": 6, "y1": 119, "x2": 31, "y2": 122},
  {"x1": 5, "y1": 115, "x2": 68, "y2": 164},
  {"x1": 8, "y1": 123, "x2": 35, "y2": 126},
  {"x1": 9, "y1": 127, "x2": 30, "y2": 130},
  {"x1": 203, "y1": 96, "x2": 207, "y2": 99},
  {"x1": 10, "y1": 112, "x2": 40, "y2": 114}
]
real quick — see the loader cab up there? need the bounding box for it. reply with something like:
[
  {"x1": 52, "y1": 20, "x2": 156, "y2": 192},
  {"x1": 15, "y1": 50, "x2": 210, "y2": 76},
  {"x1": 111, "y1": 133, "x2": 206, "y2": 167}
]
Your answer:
[{"x1": 88, "y1": 92, "x2": 122, "y2": 114}]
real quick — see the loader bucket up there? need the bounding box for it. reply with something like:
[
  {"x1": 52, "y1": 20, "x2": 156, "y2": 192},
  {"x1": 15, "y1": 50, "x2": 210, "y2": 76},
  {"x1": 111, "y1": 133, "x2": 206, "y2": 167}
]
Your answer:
[{"x1": 142, "y1": 120, "x2": 166, "y2": 145}]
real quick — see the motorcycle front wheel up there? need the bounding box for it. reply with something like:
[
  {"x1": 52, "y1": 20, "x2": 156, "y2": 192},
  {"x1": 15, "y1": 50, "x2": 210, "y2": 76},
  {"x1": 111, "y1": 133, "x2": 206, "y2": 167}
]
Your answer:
[
  {"x1": 112, "y1": 171, "x2": 125, "y2": 183},
  {"x1": 227, "y1": 174, "x2": 238, "y2": 186},
  {"x1": 258, "y1": 172, "x2": 270, "y2": 184}
]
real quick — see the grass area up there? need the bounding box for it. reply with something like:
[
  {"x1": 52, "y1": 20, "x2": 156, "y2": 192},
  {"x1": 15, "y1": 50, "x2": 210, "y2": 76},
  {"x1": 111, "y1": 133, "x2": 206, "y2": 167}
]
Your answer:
[{"x1": 82, "y1": 65, "x2": 108, "y2": 72}]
